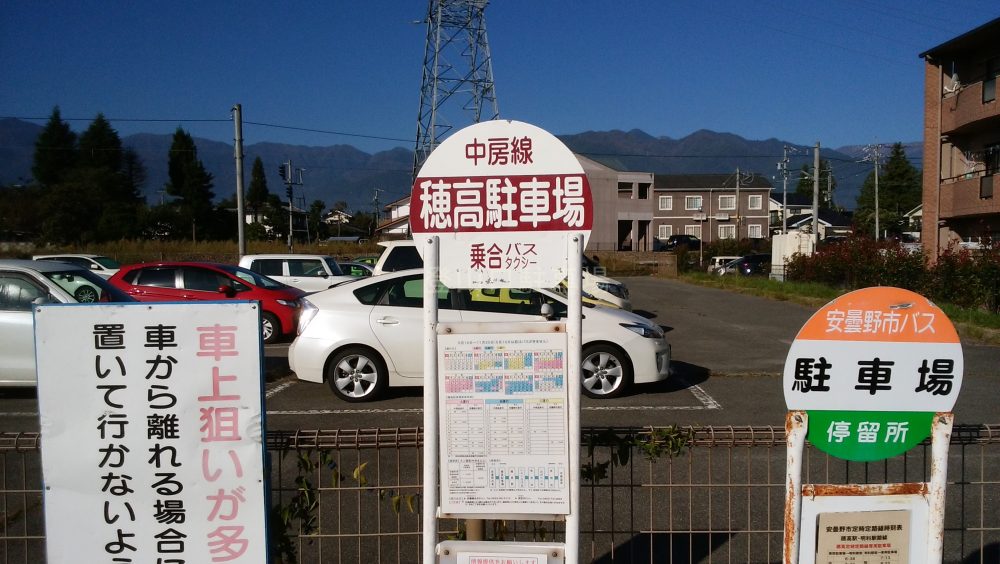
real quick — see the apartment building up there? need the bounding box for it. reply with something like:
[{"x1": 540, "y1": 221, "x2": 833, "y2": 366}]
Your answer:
[
  {"x1": 652, "y1": 173, "x2": 773, "y2": 245},
  {"x1": 919, "y1": 16, "x2": 1000, "y2": 258}
]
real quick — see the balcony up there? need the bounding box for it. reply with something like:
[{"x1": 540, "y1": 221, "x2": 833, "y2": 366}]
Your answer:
[
  {"x1": 939, "y1": 174, "x2": 1000, "y2": 219},
  {"x1": 940, "y1": 81, "x2": 1000, "y2": 134}
]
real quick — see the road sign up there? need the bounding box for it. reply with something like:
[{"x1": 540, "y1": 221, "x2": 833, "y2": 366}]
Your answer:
[
  {"x1": 409, "y1": 120, "x2": 592, "y2": 289},
  {"x1": 783, "y1": 286, "x2": 963, "y2": 461}
]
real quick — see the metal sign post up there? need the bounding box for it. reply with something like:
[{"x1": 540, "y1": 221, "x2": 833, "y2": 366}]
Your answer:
[
  {"x1": 411, "y1": 120, "x2": 592, "y2": 563},
  {"x1": 782, "y1": 287, "x2": 963, "y2": 564}
]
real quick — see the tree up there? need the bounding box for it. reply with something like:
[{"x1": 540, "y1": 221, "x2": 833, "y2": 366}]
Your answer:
[
  {"x1": 855, "y1": 143, "x2": 921, "y2": 237},
  {"x1": 246, "y1": 157, "x2": 269, "y2": 219},
  {"x1": 308, "y1": 200, "x2": 327, "y2": 241},
  {"x1": 164, "y1": 128, "x2": 215, "y2": 241},
  {"x1": 32, "y1": 107, "x2": 77, "y2": 186},
  {"x1": 77, "y1": 113, "x2": 122, "y2": 172},
  {"x1": 795, "y1": 159, "x2": 837, "y2": 210}
]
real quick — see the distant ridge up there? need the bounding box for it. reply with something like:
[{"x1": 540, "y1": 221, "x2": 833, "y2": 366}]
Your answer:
[{"x1": 0, "y1": 118, "x2": 922, "y2": 211}]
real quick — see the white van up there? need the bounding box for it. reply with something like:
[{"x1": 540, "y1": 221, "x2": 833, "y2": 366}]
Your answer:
[
  {"x1": 372, "y1": 240, "x2": 632, "y2": 310},
  {"x1": 706, "y1": 255, "x2": 741, "y2": 273},
  {"x1": 239, "y1": 254, "x2": 355, "y2": 293}
]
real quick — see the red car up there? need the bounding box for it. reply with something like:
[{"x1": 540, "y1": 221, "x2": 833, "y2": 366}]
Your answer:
[{"x1": 108, "y1": 262, "x2": 305, "y2": 344}]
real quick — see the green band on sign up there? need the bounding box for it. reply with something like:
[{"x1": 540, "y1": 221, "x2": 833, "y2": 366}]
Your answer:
[{"x1": 806, "y1": 411, "x2": 935, "y2": 462}]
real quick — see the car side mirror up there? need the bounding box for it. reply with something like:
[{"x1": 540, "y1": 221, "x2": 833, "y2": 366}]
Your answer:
[
  {"x1": 218, "y1": 285, "x2": 237, "y2": 298},
  {"x1": 540, "y1": 303, "x2": 555, "y2": 320}
]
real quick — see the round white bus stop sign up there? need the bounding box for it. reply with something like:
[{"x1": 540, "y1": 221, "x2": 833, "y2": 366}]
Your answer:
[
  {"x1": 409, "y1": 120, "x2": 592, "y2": 289},
  {"x1": 783, "y1": 287, "x2": 963, "y2": 461}
]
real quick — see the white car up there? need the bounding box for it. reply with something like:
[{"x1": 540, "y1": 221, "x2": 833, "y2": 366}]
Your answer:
[
  {"x1": 289, "y1": 269, "x2": 670, "y2": 402},
  {"x1": 32, "y1": 253, "x2": 121, "y2": 279},
  {"x1": 373, "y1": 240, "x2": 633, "y2": 310},
  {"x1": 0, "y1": 260, "x2": 134, "y2": 386},
  {"x1": 238, "y1": 254, "x2": 355, "y2": 293}
]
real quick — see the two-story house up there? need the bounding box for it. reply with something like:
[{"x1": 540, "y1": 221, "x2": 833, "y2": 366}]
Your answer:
[
  {"x1": 652, "y1": 173, "x2": 773, "y2": 245},
  {"x1": 919, "y1": 16, "x2": 1000, "y2": 259}
]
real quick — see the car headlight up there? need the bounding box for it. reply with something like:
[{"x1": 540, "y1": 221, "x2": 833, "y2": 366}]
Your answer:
[
  {"x1": 276, "y1": 299, "x2": 299, "y2": 308},
  {"x1": 620, "y1": 322, "x2": 664, "y2": 339},
  {"x1": 597, "y1": 282, "x2": 628, "y2": 299},
  {"x1": 296, "y1": 299, "x2": 319, "y2": 335}
]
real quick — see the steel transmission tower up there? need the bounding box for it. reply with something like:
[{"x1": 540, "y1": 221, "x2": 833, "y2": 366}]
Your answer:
[{"x1": 412, "y1": 0, "x2": 500, "y2": 178}]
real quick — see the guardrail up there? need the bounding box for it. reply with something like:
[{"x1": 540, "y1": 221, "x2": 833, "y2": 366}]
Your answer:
[{"x1": 3, "y1": 425, "x2": 999, "y2": 563}]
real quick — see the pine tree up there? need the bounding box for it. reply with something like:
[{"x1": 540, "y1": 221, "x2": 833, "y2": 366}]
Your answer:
[
  {"x1": 32, "y1": 107, "x2": 77, "y2": 186},
  {"x1": 164, "y1": 128, "x2": 215, "y2": 241},
  {"x1": 855, "y1": 143, "x2": 921, "y2": 237},
  {"x1": 246, "y1": 157, "x2": 269, "y2": 219}
]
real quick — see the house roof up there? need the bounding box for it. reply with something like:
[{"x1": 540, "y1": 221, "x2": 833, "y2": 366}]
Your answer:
[
  {"x1": 654, "y1": 173, "x2": 772, "y2": 190},
  {"x1": 770, "y1": 193, "x2": 813, "y2": 207},
  {"x1": 919, "y1": 17, "x2": 1000, "y2": 59},
  {"x1": 786, "y1": 210, "x2": 852, "y2": 228},
  {"x1": 384, "y1": 195, "x2": 410, "y2": 209}
]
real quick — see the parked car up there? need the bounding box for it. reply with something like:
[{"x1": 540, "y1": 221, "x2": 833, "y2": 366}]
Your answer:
[
  {"x1": 108, "y1": 262, "x2": 305, "y2": 344},
  {"x1": 655, "y1": 234, "x2": 701, "y2": 252},
  {"x1": 238, "y1": 254, "x2": 354, "y2": 293},
  {"x1": 716, "y1": 253, "x2": 772, "y2": 276},
  {"x1": 32, "y1": 253, "x2": 121, "y2": 279},
  {"x1": 0, "y1": 260, "x2": 134, "y2": 386},
  {"x1": 289, "y1": 269, "x2": 670, "y2": 402},
  {"x1": 706, "y1": 255, "x2": 741, "y2": 273},
  {"x1": 352, "y1": 255, "x2": 379, "y2": 266},
  {"x1": 372, "y1": 240, "x2": 633, "y2": 310},
  {"x1": 338, "y1": 261, "x2": 374, "y2": 277}
]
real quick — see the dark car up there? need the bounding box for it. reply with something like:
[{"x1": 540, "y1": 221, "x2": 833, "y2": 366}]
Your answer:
[
  {"x1": 108, "y1": 262, "x2": 305, "y2": 344},
  {"x1": 717, "y1": 253, "x2": 771, "y2": 276},
  {"x1": 656, "y1": 234, "x2": 701, "y2": 251}
]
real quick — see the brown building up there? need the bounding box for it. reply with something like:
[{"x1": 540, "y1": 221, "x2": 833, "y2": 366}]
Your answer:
[
  {"x1": 653, "y1": 173, "x2": 773, "y2": 245},
  {"x1": 919, "y1": 17, "x2": 1000, "y2": 259}
]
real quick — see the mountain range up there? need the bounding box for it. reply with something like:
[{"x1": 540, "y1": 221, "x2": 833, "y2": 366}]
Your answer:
[{"x1": 0, "y1": 118, "x2": 921, "y2": 212}]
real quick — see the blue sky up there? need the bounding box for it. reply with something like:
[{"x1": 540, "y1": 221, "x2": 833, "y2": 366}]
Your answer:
[{"x1": 2, "y1": 1, "x2": 997, "y2": 154}]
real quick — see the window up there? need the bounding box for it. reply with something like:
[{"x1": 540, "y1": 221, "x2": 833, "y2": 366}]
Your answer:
[
  {"x1": 134, "y1": 268, "x2": 176, "y2": 288},
  {"x1": 617, "y1": 182, "x2": 633, "y2": 199},
  {"x1": 749, "y1": 195, "x2": 763, "y2": 210},
  {"x1": 685, "y1": 196, "x2": 703, "y2": 210},
  {"x1": 250, "y1": 259, "x2": 283, "y2": 277},
  {"x1": 378, "y1": 276, "x2": 451, "y2": 309},
  {"x1": 465, "y1": 288, "x2": 542, "y2": 315},
  {"x1": 181, "y1": 267, "x2": 231, "y2": 293},
  {"x1": 658, "y1": 195, "x2": 672, "y2": 210},
  {"x1": 289, "y1": 259, "x2": 324, "y2": 277},
  {"x1": 0, "y1": 274, "x2": 47, "y2": 311},
  {"x1": 684, "y1": 225, "x2": 702, "y2": 238},
  {"x1": 380, "y1": 246, "x2": 423, "y2": 272},
  {"x1": 718, "y1": 195, "x2": 736, "y2": 210},
  {"x1": 984, "y1": 57, "x2": 998, "y2": 104},
  {"x1": 748, "y1": 224, "x2": 763, "y2": 238},
  {"x1": 657, "y1": 224, "x2": 673, "y2": 239},
  {"x1": 637, "y1": 182, "x2": 650, "y2": 200},
  {"x1": 719, "y1": 225, "x2": 737, "y2": 239}
]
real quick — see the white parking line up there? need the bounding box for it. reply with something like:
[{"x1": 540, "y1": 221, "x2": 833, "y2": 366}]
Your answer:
[
  {"x1": 687, "y1": 383, "x2": 722, "y2": 409},
  {"x1": 265, "y1": 381, "x2": 296, "y2": 399}
]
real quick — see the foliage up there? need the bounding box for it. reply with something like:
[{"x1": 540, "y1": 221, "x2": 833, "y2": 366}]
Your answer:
[
  {"x1": 246, "y1": 157, "x2": 270, "y2": 216},
  {"x1": 164, "y1": 128, "x2": 215, "y2": 241},
  {"x1": 581, "y1": 426, "x2": 692, "y2": 484},
  {"x1": 854, "y1": 143, "x2": 921, "y2": 237},
  {"x1": 786, "y1": 236, "x2": 1000, "y2": 315},
  {"x1": 31, "y1": 107, "x2": 77, "y2": 186}
]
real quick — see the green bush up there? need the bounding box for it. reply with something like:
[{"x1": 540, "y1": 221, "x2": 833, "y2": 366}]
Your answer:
[{"x1": 787, "y1": 237, "x2": 1000, "y2": 313}]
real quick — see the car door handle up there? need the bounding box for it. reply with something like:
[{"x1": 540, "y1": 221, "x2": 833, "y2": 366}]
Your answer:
[{"x1": 375, "y1": 317, "x2": 399, "y2": 326}]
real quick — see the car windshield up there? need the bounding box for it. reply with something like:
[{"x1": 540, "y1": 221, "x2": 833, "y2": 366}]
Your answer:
[
  {"x1": 94, "y1": 256, "x2": 121, "y2": 269},
  {"x1": 43, "y1": 269, "x2": 134, "y2": 302},
  {"x1": 216, "y1": 264, "x2": 286, "y2": 289}
]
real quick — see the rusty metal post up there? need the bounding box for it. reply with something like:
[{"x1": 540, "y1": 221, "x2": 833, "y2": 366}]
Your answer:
[
  {"x1": 784, "y1": 411, "x2": 808, "y2": 564},
  {"x1": 927, "y1": 412, "x2": 954, "y2": 562}
]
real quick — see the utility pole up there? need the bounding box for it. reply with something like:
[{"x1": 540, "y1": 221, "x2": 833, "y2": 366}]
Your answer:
[
  {"x1": 278, "y1": 161, "x2": 303, "y2": 251},
  {"x1": 735, "y1": 167, "x2": 741, "y2": 240},
  {"x1": 861, "y1": 143, "x2": 883, "y2": 240},
  {"x1": 371, "y1": 187, "x2": 384, "y2": 238},
  {"x1": 778, "y1": 147, "x2": 791, "y2": 235},
  {"x1": 232, "y1": 104, "x2": 247, "y2": 258},
  {"x1": 812, "y1": 142, "x2": 820, "y2": 247}
]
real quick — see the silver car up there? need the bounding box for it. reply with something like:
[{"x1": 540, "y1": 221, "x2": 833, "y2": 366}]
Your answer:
[{"x1": 0, "y1": 260, "x2": 134, "y2": 386}]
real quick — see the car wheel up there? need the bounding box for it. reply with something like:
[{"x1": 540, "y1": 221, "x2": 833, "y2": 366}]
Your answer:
[
  {"x1": 261, "y1": 312, "x2": 281, "y2": 344},
  {"x1": 326, "y1": 347, "x2": 388, "y2": 402},
  {"x1": 74, "y1": 285, "x2": 99, "y2": 303},
  {"x1": 581, "y1": 344, "x2": 632, "y2": 399}
]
